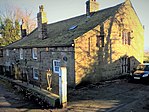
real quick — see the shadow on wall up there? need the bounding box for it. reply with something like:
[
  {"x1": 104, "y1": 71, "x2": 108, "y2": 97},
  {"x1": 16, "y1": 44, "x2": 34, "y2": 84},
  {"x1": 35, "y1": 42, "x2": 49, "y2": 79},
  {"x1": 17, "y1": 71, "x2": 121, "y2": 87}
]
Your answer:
[
  {"x1": 78, "y1": 56, "x2": 140, "y2": 85},
  {"x1": 75, "y1": 15, "x2": 141, "y2": 86}
]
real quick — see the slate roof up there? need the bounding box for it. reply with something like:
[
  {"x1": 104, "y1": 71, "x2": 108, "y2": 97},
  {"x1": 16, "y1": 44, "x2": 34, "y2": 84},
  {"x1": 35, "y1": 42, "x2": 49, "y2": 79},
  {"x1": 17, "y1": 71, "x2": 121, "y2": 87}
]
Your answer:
[{"x1": 6, "y1": 2, "x2": 124, "y2": 49}]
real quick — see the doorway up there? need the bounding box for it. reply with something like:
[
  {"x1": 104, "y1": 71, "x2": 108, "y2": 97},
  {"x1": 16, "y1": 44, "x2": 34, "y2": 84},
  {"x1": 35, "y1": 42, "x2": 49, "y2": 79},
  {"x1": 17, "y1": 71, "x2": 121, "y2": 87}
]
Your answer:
[{"x1": 121, "y1": 57, "x2": 130, "y2": 74}]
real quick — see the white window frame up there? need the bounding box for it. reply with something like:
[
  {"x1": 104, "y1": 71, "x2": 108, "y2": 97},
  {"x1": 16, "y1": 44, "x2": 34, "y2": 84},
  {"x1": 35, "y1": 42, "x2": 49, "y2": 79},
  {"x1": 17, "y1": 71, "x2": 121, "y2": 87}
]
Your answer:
[
  {"x1": 32, "y1": 48, "x2": 37, "y2": 59},
  {"x1": 19, "y1": 48, "x2": 23, "y2": 59},
  {"x1": 33, "y1": 68, "x2": 39, "y2": 80},
  {"x1": 6, "y1": 49, "x2": 9, "y2": 56},
  {"x1": 53, "y1": 60, "x2": 60, "y2": 74}
]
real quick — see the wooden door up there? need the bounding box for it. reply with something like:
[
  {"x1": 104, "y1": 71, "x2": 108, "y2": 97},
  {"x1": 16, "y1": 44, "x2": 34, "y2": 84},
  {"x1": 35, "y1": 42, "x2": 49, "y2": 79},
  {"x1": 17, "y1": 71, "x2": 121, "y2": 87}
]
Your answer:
[{"x1": 121, "y1": 57, "x2": 128, "y2": 74}]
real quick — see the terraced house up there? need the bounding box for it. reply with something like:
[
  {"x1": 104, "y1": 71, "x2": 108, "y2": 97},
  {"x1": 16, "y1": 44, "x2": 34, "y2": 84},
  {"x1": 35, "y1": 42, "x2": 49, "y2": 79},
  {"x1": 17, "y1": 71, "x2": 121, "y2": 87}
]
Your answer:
[{"x1": 2, "y1": 0, "x2": 144, "y2": 93}]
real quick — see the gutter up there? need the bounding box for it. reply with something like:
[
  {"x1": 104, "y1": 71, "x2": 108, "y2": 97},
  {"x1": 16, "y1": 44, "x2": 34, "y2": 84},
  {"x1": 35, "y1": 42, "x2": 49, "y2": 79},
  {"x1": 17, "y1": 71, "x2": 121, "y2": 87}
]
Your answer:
[{"x1": 4, "y1": 44, "x2": 74, "y2": 50}]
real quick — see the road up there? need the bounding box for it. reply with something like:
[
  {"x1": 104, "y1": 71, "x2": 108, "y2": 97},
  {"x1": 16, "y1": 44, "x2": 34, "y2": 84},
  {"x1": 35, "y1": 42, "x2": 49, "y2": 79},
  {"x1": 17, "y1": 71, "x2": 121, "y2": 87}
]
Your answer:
[{"x1": 1, "y1": 78, "x2": 149, "y2": 112}]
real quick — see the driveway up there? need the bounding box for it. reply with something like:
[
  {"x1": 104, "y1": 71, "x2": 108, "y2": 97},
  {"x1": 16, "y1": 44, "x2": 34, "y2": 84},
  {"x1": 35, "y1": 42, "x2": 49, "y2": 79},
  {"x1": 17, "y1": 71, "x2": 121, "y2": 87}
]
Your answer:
[{"x1": 67, "y1": 79, "x2": 149, "y2": 112}]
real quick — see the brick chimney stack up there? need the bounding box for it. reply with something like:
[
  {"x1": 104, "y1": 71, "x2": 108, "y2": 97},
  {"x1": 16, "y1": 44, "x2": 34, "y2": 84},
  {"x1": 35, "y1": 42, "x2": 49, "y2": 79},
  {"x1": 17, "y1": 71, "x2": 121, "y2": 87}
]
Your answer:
[
  {"x1": 86, "y1": 0, "x2": 99, "y2": 16},
  {"x1": 20, "y1": 19, "x2": 27, "y2": 38},
  {"x1": 37, "y1": 5, "x2": 48, "y2": 39}
]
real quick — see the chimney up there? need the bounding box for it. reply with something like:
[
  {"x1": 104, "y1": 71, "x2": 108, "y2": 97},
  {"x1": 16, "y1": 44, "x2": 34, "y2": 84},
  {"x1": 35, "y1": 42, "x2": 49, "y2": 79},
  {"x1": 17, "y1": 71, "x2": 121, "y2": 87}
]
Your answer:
[
  {"x1": 86, "y1": 0, "x2": 99, "y2": 16},
  {"x1": 37, "y1": 5, "x2": 48, "y2": 39},
  {"x1": 21, "y1": 19, "x2": 27, "y2": 38}
]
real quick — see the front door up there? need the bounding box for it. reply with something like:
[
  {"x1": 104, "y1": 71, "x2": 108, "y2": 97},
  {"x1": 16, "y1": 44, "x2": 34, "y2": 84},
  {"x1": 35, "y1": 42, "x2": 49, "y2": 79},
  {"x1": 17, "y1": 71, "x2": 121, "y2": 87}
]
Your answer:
[{"x1": 121, "y1": 57, "x2": 129, "y2": 74}]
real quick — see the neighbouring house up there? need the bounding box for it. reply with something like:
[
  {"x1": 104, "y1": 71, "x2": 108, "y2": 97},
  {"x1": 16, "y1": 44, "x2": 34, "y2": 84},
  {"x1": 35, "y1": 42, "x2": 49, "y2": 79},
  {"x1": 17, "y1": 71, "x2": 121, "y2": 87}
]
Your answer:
[{"x1": 2, "y1": 0, "x2": 144, "y2": 94}]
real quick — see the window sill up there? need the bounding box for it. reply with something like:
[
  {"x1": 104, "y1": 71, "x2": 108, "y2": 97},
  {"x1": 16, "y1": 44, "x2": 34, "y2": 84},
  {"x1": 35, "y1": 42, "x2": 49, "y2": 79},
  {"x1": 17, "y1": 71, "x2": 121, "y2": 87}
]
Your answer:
[{"x1": 33, "y1": 77, "x2": 38, "y2": 80}]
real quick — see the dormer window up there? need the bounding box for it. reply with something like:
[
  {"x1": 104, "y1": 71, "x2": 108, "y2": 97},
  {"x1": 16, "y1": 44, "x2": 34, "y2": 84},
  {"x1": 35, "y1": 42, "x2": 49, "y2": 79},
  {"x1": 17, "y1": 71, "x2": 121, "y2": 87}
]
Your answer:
[
  {"x1": 20, "y1": 48, "x2": 23, "y2": 59},
  {"x1": 32, "y1": 48, "x2": 37, "y2": 59}
]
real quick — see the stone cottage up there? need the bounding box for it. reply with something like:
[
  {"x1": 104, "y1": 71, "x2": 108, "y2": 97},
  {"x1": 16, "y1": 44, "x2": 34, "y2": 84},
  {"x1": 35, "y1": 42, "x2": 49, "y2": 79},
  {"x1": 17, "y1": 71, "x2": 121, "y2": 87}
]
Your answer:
[{"x1": 3, "y1": 0, "x2": 144, "y2": 93}]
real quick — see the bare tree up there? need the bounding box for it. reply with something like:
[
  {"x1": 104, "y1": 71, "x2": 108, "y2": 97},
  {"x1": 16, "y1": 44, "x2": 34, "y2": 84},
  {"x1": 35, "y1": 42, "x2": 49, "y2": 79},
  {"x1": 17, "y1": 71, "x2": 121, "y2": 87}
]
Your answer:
[
  {"x1": 22, "y1": 9, "x2": 36, "y2": 34},
  {"x1": 0, "y1": 5, "x2": 36, "y2": 46}
]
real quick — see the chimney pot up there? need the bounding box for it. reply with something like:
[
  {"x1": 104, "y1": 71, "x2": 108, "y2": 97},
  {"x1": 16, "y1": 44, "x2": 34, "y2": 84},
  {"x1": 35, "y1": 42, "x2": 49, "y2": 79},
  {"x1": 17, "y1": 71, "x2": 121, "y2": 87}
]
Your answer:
[
  {"x1": 86, "y1": 0, "x2": 99, "y2": 16},
  {"x1": 20, "y1": 19, "x2": 27, "y2": 38},
  {"x1": 37, "y1": 5, "x2": 48, "y2": 39}
]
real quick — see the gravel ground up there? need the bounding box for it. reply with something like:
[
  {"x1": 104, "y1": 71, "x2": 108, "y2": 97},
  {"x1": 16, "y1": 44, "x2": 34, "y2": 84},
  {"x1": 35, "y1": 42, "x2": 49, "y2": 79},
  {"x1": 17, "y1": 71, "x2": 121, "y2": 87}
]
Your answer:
[
  {"x1": 1, "y1": 78, "x2": 149, "y2": 112},
  {"x1": 67, "y1": 79, "x2": 149, "y2": 112}
]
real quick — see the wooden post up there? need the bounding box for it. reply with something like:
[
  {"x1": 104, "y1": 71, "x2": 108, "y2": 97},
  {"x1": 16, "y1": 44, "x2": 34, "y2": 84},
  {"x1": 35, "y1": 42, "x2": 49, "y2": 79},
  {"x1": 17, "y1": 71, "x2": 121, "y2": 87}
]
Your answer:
[{"x1": 59, "y1": 67, "x2": 67, "y2": 108}]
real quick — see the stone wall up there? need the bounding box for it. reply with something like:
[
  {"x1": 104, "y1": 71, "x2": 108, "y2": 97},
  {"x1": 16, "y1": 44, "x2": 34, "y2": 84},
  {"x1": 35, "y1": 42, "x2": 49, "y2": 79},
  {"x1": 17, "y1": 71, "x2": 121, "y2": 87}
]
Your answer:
[
  {"x1": 3, "y1": 46, "x2": 75, "y2": 94},
  {"x1": 74, "y1": 2, "x2": 144, "y2": 85},
  {"x1": 74, "y1": 26, "x2": 99, "y2": 85}
]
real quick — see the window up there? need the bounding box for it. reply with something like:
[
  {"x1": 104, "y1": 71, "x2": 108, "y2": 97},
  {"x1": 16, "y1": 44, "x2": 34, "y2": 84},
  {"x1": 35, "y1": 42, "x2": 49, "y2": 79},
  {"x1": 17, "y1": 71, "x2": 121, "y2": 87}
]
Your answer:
[
  {"x1": 5, "y1": 62, "x2": 11, "y2": 71},
  {"x1": 6, "y1": 49, "x2": 9, "y2": 56},
  {"x1": 0, "y1": 49, "x2": 3, "y2": 57},
  {"x1": 20, "y1": 48, "x2": 23, "y2": 59},
  {"x1": 122, "y1": 31, "x2": 131, "y2": 45},
  {"x1": 97, "y1": 35, "x2": 104, "y2": 47},
  {"x1": 33, "y1": 68, "x2": 39, "y2": 80},
  {"x1": 53, "y1": 60, "x2": 60, "y2": 74},
  {"x1": 32, "y1": 48, "x2": 37, "y2": 59},
  {"x1": 88, "y1": 37, "x2": 91, "y2": 55},
  {"x1": 128, "y1": 32, "x2": 131, "y2": 45}
]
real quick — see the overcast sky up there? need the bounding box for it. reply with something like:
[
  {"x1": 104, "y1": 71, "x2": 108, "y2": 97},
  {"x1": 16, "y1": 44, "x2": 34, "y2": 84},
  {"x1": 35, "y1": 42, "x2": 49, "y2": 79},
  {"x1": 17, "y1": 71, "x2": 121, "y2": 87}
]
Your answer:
[{"x1": 0, "y1": 0, "x2": 149, "y2": 50}]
